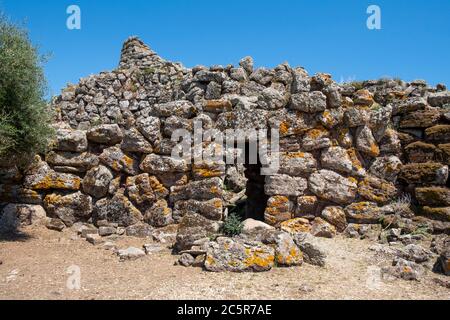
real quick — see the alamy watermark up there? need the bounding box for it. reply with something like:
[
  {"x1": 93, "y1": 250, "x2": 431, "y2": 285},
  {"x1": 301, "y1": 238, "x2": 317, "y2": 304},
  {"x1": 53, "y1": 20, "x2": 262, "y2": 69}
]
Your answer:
[
  {"x1": 66, "y1": 5, "x2": 81, "y2": 30},
  {"x1": 66, "y1": 265, "x2": 81, "y2": 290},
  {"x1": 367, "y1": 5, "x2": 381, "y2": 30},
  {"x1": 171, "y1": 121, "x2": 280, "y2": 176}
]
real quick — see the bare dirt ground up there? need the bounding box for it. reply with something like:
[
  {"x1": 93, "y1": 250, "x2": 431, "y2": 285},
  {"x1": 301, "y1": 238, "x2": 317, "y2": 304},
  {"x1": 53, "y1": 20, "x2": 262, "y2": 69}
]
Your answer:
[{"x1": 0, "y1": 226, "x2": 449, "y2": 300}]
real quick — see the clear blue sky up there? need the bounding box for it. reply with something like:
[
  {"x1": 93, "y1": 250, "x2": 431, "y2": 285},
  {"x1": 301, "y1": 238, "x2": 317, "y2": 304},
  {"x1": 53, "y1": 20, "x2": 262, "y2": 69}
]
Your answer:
[{"x1": 1, "y1": 0, "x2": 449, "y2": 97}]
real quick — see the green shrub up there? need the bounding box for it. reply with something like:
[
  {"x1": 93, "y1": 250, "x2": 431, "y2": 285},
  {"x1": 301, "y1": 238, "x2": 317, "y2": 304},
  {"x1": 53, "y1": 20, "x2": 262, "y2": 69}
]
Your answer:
[
  {"x1": 221, "y1": 213, "x2": 244, "y2": 237},
  {"x1": 0, "y1": 15, "x2": 54, "y2": 166}
]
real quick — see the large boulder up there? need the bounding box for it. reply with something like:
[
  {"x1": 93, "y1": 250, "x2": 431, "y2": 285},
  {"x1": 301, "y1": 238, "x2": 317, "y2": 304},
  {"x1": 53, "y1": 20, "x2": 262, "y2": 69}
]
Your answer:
[
  {"x1": 170, "y1": 178, "x2": 223, "y2": 203},
  {"x1": 140, "y1": 154, "x2": 189, "y2": 174},
  {"x1": 278, "y1": 152, "x2": 317, "y2": 177},
  {"x1": 204, "y1": 237, "x2": 275, "y2": 272},
  {"x1": 358, "y1": 175, "x2": 398, "y2": 204},
  {"x1": 120, "y1": 128, "x2": 153, "y2": 153},
  {"x1": 0, "y1": 204, "x2": 47, "y2": 231},
  {"x1": 369, "y1": 156, "x2": 402, "y2": 182},
  {"x1": 175, "y1": 213, "x2": 221, "y2": 252},
  {"x1": 24, "y1": 156, "x2": 81, "y2": 191},
  {"x1": 95, "y1": 193, "x2": 143, "y2": 227},
  {"x1": 399, "y1": 163, "x2": 448, "y2": 185},
  {"x1": 415, "y1": 187, "x2": 450, "y2": 207},
  {"x1": 82, "y1": 165, "x2": 114, "y2": 198},
  {"x1": 308, "y1": 170, "x2": 357, "y2": 205},
  {"x1": 87, "y1": 124, "x2": 123, "y2": 145},
  {"x1": 45, "y1": 151, "x2": 99, "y2": 172},
  {"x1": 53, "y1": 129, "x2": 88, "y2": 152},
  {"x1": 173, "y1": 198, "x2": 223, "y2": 222},
  {"x1": 264, "y1": 174, "x2": 307, "y2": 197},
  {"x1": 99, "y1": 147, "x2": 138, "y2": 175},
  {"x1": 126, "y1": 174, "x2": 168, "y2": 207},
  {"x1": 264, "y1": 196, "x2": 294, "y2": 226},
  {"x1": 144, "y1": 199, "x2": 173, "y2": 227},
  {"x1": 293, "y1": 232, "x2": 328, "y2": 267},
  {"x1": 290, "y1": 91, "x2": 327, "y2": 113},
  {"x1": 345, "y1": 202, "x2": 383, "y2": 224},
  {"x1": 44, "y1": 192, "x2": 93, "y2": 227},
  {"x1": 321, "y1": 147, "x2": 366, "y2": 177},
  {"x1": 320, "y1": 206, "x2": 347, "y2": 233}
]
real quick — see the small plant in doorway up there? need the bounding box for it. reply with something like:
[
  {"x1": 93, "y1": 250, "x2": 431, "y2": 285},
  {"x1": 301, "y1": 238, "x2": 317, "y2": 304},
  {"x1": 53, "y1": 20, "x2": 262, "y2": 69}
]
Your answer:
[{"x1": 221, "y1": 213, "x2": 244, "y2": 237}]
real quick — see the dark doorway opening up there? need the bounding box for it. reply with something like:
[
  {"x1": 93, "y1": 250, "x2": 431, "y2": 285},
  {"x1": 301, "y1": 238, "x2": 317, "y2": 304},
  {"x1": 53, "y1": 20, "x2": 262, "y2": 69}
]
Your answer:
[
  {"x1": 226, "y1": 141, "x2": 269, "y2": 222},
  {"x1": 244, "y1": 159, "x2": 269, "y2": 221}
]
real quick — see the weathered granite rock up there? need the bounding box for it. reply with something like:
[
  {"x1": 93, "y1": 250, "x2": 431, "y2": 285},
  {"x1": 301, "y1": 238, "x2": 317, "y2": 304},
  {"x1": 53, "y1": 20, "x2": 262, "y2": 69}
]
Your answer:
[
  {"x1": 87, "y1": 124, "x2": 123, "y2": 145},
  {"x1": 121, "y1": 128, "x2": 153, "y2": 153},
  {"x1": 175, "y1": 213, "x2": 221, "y2": 252},
  {"x1": 293, "y1": 232, "x2": 328, "y2": 267},
  {"x1": 399, "y1": 163, "x2": 448, "y2": 185},
  {"x1": 405, "y1": 141, "x2": 440, "y2": 163},
  {"x1": 358, "y1": 175, "x2": 398, "y2": 204},
  {"x1": 140, "y1": 154, "x2": 189, "y2": 174},
  {"x1": 99, "y1": 146, "x2": 138, "y2": 175},
  {"x1": 294, "y1": 196, "x2": 318, "y2": 218},
  {"x1": 54, "y1": 129, "x2": 88, "y2": 152},
  {"x1": 321, "y1": 147, "x2": 366, "y2": 177},
  {"x1": 118, "y1": 247, "x2": 146, "y2": 261},
  {"x1": 280, "y1": 218, "x2": 311, "y2": 235},
  {"x1": 320, "y1": 206, "x2": 347, "y2": 233},
  {"x1": 44, "y1": 192, "x2": 93, "y2": 227},
  {"x1": 264, "y1": 174, "x2": 307, "y2": 197},
  {"x1": 308, "y1": 170, "x2": 357, "y2": 205},
  {"x1": 345, "y1": 202, "x2": 383, "y2": 224},
  {"x1": 425, "y1": 125, "x2": 450, "y2": 144},
  {"x1": 95, "y1": 193, "x2": 143, "y2": 227},
  {"x1": 428, "y1": 91, "x2": 450, "y2": 107},
  {"x1": 356, "y1": 126, "x2": 380, "y2": 157},
  {"x1": 264, "y1": 196, "x2": 293, "y2": 226},
  {"x1": 415, "y1": 187, "x2": 450, "y2": 207},
  {"x1": 302, "y1": 126, "x2": 332, "y2": 151},
  {"x1": 125, "y1": 223, "x2": 153, "y2": 238},
  {"x1": 46, "y1": 151, "x2": 99, "y2": 172},
  {"x1": 82, "y1": 165, "x2": 114, "y2": 198},
  {"x1": 170, "y1": 178, "x2": 223, "y2": 203},
  {"x1": 369, "y1": 156, "x2": 402, "y2": 182},
  {"x1": 310, "y1": 217, "x2": 337, "y2": 238},
  {"x1": 173, "y1": 198, "x2": 223, "y2": 222},
  {"x1": 204, "y1": 237, "x2": 275, "y2": 272},
  {"x1": 144, "y1": 199, "x2": 173, "y2": 227},
  {"x1": 400, "y1": 109, "x2": 441, "y2": 128},
  {"x1": 290, "y1": 91, "x2": 327, "y2": 113},
  {"x1": 277, "y1": 152, "x2": 317, "y2": 177}
]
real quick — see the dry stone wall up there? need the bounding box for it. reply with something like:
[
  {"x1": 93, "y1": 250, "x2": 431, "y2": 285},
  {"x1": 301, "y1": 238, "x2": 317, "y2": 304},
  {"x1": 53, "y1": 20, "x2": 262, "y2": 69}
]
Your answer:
[{"x1": 1, "y1": 37, "x2": 450, "y2": 250}]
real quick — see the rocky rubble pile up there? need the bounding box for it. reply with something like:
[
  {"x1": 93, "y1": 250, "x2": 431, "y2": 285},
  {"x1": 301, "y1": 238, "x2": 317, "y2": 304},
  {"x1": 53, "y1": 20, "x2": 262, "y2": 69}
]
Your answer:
[{"x1": 1, "y1": 36, "x2": 449, "y2": 274}]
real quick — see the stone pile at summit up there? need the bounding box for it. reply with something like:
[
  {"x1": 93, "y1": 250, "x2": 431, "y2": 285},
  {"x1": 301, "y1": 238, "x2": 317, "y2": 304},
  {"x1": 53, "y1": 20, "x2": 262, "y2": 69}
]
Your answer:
[{"x1": 1, "y1": 37, "x2": 449, "y2": 274}]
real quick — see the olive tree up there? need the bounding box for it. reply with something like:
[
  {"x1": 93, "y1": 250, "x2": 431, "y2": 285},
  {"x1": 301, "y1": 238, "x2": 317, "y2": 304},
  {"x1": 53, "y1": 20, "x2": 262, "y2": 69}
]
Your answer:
[{"x1": 0, "y1": 15, "x2": 53, "y2": 166}]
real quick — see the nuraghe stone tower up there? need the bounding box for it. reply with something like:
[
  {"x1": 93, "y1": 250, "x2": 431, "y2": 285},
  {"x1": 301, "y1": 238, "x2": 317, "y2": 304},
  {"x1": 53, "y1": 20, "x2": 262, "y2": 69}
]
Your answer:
[{"x1": 1, "y1": 37, "x2": 449, "y2": 272}]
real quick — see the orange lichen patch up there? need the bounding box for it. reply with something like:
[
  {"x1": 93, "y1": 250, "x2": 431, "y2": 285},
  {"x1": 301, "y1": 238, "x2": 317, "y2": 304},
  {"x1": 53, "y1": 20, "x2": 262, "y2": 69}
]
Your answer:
[
  {"x1": 282, "y1": 152, "x2": 305, "y2": 159},
  {"x1": 279, "y1": 121, "x2": 290, "y2": 136},
  {"x1": 213, "y1": 199, "x2": 223, "y2": 209},
  {"x1": 210, "y1": 186, "x2": 221, "y2": 195},
  {"x1": 305, "y1": 126, "x2": 329, "y2": 139},
  {"x1": 321, "y1": 110, "x2": 334, "y2": 126},
  {"x1": 348, "y1": 177, "x2": 358, "y2": 185},
  {"x1": 148, "y1": 176, "x2": 168, "y2": 195},
  {"x1": 347, "y1": 148, "x2": 363, "y2": 171},
  {"x1": 276, "y1": 246, "x2": 303, "y2": 265},
  {"x1": 206, "y1": 255, "x2": 216, "y2": 266},
  {"x1": 193, "y1": 168, "x2": 223, "y2": 178},
  {"x1": 265, "y1": 196, "x2": 290, "y2": 214},
  {"x1": 369, "y1": 142, "x2": 380, "y2": 157},
  {"x1": 31, "y1": 175, "x2": 81, "y2": 191},
  {"x1": 243, "y1": 249, "x2": 275, "y2": 269},
  {"x1": 280, "y1": 218, "x2": 311, "y2": 234}
]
